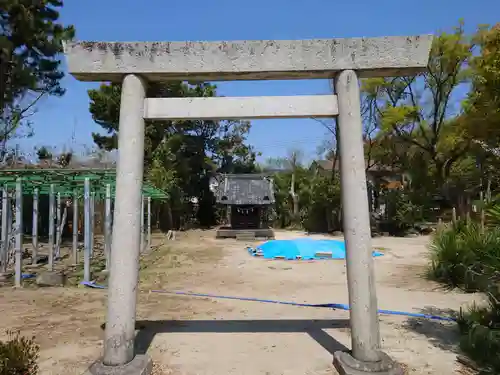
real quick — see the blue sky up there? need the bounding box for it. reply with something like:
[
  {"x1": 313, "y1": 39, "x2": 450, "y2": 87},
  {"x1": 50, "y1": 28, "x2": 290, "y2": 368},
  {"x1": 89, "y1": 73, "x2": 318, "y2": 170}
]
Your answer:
[{"x1": 22, "y1": 0, "x2": 500, "y2": 162}]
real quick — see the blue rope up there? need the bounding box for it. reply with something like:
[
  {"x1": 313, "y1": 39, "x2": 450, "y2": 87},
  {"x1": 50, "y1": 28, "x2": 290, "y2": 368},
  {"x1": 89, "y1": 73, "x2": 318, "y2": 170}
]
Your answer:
[
  {"x1": 81, "y1": 281, "x2": 456, "y2": 322},
  {"x1": 151, "y1": 289, "x2": 333, "y2": 308}
]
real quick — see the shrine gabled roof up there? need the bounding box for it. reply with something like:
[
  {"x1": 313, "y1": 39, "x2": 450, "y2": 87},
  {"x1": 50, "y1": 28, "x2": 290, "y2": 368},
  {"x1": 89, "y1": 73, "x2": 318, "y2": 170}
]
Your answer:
[{"x1": 210, "y1": 174, "x2": 275, "y2": 205}]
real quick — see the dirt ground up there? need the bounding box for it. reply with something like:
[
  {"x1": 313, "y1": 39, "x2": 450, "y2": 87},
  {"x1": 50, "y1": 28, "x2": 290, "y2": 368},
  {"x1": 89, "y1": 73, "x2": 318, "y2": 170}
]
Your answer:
[{"x1": 0, "y1": 230, "x2": 485, "y2": 375}]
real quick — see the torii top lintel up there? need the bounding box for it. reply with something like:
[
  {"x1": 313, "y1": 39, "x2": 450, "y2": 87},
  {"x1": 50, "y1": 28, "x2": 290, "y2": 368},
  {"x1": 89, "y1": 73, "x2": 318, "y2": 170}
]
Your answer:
[{"x1": 64, "y1": 35, "x2": 433, "y2": 82}]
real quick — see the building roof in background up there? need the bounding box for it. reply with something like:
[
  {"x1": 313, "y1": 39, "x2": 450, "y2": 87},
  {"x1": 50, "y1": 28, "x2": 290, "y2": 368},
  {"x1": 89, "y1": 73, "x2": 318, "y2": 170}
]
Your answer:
[
  {"x1": 210, "y1": 174, "x2": 275, "y2": 205},
  {"x1": 0, "y1": 155, "x2": 116, "y2": 170},
  {"x1": 312, "y1": 159, "x2": 397, "y2": 173}
]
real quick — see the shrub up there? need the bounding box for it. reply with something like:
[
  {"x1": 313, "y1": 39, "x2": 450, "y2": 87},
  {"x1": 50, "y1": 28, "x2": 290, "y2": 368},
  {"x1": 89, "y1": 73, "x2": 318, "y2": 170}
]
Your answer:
[
  {"x1": 381, "y1": 188, "x2": 423, "y2": 235},
  {"x1": 457, "y1": 278, "x2": 500, "y2": 375},
  {"x1": 0, "y1": 331, "x2": 39, "y2": 375},
  {"x1": 428, "y1": 220, "x2": 500, "y2": 291},
  {"x1": 429, "y1": 220, "x2": 500, "y2": 374},
  {"x1": 485, "y1": 200, "x2": 500, "y2": 227}
]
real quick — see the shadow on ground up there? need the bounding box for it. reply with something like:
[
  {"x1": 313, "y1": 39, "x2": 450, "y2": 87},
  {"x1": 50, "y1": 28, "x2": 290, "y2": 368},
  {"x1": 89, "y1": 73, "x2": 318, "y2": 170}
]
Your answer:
[
  {"x1": 402, "y1": 306, "x2": 460, "y2": 352},
  {"x1": 102, "y1": 319, "x2": 351, "y2": 356}
]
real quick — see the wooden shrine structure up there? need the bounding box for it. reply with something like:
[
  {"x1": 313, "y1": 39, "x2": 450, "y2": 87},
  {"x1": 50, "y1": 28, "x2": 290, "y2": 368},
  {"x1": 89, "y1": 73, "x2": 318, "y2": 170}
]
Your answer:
[{"x1": 210, "y1": 174, "x2": 275, "y2": 239}]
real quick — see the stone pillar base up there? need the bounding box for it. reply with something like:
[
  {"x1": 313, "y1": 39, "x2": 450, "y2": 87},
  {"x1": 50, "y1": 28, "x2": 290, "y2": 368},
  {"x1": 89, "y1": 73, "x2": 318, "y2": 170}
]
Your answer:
[
  {"x1": 84, "y1": 354, "x2": 153, "y2": 375},
  {"x1": 333, "y1": 351, "x2": 404, "y2": 375},
  {"x1": 98, "y1": 269, "x2": 110, "y2": 277},
  {"x1": 36, "y1": 271, "x2": 66, "y2": 287}
]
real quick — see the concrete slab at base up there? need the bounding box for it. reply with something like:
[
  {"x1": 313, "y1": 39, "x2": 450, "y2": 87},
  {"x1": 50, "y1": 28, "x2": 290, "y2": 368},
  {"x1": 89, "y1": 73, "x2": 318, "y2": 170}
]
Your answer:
[
  {"x1": 216, "y1": 228, "x2": 275, "y2": 239},
  {"x1": 84, "y1": 355, "x2": 153, "y2": 375},
  {"x1": 0, "y1": 272, "x2": 11, "y2": 283},
  {"x1": 99, "y1": 269, "x2": 110, "y2": 277},
  {"x1": 36, "y1": 270, "x2": 66, "y2": 287},
  {"x1": 333, "y1": 351, "x2": 404, "y2": 375}
]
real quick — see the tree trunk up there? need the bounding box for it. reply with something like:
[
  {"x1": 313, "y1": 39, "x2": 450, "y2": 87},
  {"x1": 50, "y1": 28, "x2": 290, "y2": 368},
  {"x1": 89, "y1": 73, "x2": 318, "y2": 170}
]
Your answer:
[
  {"x1": 290, "y1": 172, "x2": 299, "y2": 216},
  {"x1": 158, "y1": 201, "x2": 173, "y2": 232},
  {"x1": 331, "y1": 119, "x2": 340, "y2": 182},
  {"x1": 487, "y1": 177, "x2": 492, "y2": 201}
]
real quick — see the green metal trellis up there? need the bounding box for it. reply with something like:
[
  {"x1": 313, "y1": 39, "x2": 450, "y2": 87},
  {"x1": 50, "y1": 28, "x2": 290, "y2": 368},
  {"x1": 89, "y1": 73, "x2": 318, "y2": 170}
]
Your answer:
[
  {"x1": 0, "y1": 168, "x2": 166, "y2": 287},
  {"x1": 0, "y1": 168, "x2": 168, "y2": 200}
]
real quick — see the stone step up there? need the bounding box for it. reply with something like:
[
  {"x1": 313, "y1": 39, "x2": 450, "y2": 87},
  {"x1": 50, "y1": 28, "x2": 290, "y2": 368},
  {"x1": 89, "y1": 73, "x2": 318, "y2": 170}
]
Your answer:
[{"x1": 236, "y1": 231, "x2": 256, "y2": 241}]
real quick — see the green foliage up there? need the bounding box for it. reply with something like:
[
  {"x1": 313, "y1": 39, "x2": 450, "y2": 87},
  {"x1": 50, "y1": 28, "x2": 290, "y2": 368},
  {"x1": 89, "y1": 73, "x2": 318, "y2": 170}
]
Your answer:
[
  {"x1": 465, "y1": 24, "x2": 500, "y2": 145},
  {"x1": 88, "y1": 81, "x2": 258, "y2": 227},
  {"x1": 269, "y1": 168, "x2": 305, "y2": 228},
  {"x1": 485, "y1": 203, "x2": 500, "y2": 227},
  {"x1": 35, "y1": 146, "x2": 52, "y2": 161},
  {"x1": 268, "y1": 165, "x2": 341, "y2": 232},
  {"x1": 458, "y1": 320, "x2": 500, "y2": 375},
  {"x1": 0, "y1": 331, "x2": 39, "y2": 375},
  {"x1": 148, "y1": 144, "x2": 178, "y2": 195},
  {"x1": 457, "y1": 279, "x2": 500, "y2": 375},
  {"x1": 301, "y1": 173, "x2": 341, "y2": 232},
  {"x1": 361, "y1": 22, "x2": 472, "y2": 190},
  {"x1": 429, "y1": 220, "x2": 500, "y2": 374},
  {"x1": 0, "y1": 0, "x2": 74, "y2": 143},
  {"x1": 472, "y1": 196, "x2": 500, "y2": 227},
  {"x1": 379, "y1": 105, "x2": 419, "y2": 133},
  {"x1": 382, "y1": 188, "x2": 423, "y2": 234},
  {"x1": 0, "y1": 0, "x2": 75, "y2": 104},
  {"x1": 428, "y1": 220, "x2": 500, "y2": 291}
]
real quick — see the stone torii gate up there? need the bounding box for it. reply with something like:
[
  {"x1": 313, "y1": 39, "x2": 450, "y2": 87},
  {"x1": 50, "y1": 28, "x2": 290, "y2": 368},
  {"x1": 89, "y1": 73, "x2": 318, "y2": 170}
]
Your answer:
[{"x1": 65, "y1": 35, "x2": 432, "y2": 375}]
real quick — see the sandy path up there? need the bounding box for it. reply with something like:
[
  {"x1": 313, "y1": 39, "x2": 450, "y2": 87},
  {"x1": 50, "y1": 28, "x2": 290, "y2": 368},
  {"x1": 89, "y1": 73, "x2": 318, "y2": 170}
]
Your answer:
[
  {"x1": 143, "y1": 230, "x2": 482, "y2": 375},
  {"x1": 0, "y1": 230, "x2": 483, "y2": 374}
]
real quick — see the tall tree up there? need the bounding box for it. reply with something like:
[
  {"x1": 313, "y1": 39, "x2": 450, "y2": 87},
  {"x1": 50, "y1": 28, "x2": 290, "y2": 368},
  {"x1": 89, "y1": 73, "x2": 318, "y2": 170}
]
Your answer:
[
  {"x1": 465, "y1": 23, "x2": 500, "y2": 145},
  {"x1": 0, "y1": 0, "x2": 74, "y2": 148},
  {"x1": 88, "y1": 82, "x2": 257, "y2": 173},
  {"x1": 88, "y1": 81, "x2": 257, "y2": 226},
  {"x1": 266, "y1": 149, "x2": 304, "y2": 218},
  {"x1": 362, "y1": 23, "x2": 473, "y2": 190}
]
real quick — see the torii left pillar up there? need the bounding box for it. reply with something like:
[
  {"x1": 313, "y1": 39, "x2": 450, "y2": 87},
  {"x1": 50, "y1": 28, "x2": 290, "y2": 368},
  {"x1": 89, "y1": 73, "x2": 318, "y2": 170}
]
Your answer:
[{"x1": 86, "y1": 74, "x2": 153, "y2": 375}]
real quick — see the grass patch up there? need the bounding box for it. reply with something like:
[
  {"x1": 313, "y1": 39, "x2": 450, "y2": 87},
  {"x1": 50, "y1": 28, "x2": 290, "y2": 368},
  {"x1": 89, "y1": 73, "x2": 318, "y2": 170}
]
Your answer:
[
  {"x1": 66, "y1": 256, "x2": 107, "y2": 286},
  {"x1": 457, "y1": 292, "x2": 500, "y2": 374},
  {"x1": 428, "y1": 220, "x2": 500, "y2": 291},
  {"x1": 428, "y1": 220, "x2": 500, "y2": 374},
  {"x1": 0, "y1": 331, "x2": 39, "y2": 375}
]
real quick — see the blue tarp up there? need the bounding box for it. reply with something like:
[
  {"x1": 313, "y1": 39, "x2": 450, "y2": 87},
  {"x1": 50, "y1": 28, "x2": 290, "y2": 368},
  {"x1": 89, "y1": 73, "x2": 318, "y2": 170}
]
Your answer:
[{"x1": 249, "y1": 238, "x2": 384, "y2": 260}]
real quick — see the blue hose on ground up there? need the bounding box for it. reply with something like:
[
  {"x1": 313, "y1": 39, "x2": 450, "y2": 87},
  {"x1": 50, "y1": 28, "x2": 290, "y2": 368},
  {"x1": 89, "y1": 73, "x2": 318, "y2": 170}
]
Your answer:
[
  {"x1": 81, "y1": 281, "x2": 457, "y2": 322},
  {"x1": 151, "y1": 288, "x2": 339, "y2": 309}
]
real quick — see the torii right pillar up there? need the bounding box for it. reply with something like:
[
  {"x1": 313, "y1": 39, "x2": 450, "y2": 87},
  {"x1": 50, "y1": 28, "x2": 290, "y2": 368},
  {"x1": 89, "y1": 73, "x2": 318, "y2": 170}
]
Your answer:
[{"x1": 334, "y1": 69, "x2": 399, "y2": 375}]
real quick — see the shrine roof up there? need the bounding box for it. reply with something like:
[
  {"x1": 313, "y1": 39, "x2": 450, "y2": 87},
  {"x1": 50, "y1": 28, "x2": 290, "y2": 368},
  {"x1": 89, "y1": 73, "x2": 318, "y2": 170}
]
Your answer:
[{"x1": 210, "y1": 174, "x2": 275, "y2": 205}]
